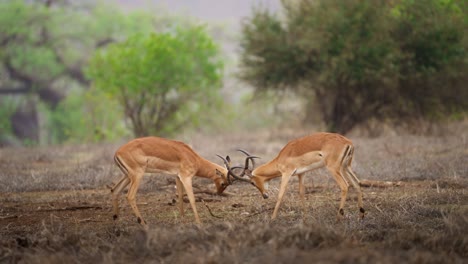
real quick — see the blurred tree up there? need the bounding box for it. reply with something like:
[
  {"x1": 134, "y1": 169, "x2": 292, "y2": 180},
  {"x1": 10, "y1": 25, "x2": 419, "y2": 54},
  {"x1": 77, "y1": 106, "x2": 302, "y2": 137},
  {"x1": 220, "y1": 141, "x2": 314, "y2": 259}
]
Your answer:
[
  {"x1": 240, "y1": 0, "x2": 467, "y2": 133},
  {"x1": 391, "y1": 0, "x2": 468, "y2": 120},
  {"x1": 0, "y1": 0, "x2": 116, "y2": 143},
  {"x1": 44, "y1": 88, "x2": 129, "y2": 143},
  {"x1": 86, "y1": 26, "x2": 224, "y2": 137},
  {"x1": 0, "y1": 0, "x2": 162, "y2": 144}
]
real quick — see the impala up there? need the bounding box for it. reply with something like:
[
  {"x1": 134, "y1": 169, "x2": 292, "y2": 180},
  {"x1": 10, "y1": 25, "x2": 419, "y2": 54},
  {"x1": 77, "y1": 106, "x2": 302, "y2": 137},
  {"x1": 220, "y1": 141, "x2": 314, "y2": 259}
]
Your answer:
[
  {"x1": 110, "y1": 136, "x2": 238, "y2": 226},
  {"x1": 229, "y1": 132, "x2": 365, "y2": 220}
]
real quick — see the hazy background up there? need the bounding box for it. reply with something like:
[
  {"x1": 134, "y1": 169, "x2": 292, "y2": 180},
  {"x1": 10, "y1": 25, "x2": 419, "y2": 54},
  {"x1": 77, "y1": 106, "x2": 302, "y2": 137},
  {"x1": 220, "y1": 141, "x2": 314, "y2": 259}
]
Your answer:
[{"x1": 0, "y1": 0, "x2": 466, "y2": 146}]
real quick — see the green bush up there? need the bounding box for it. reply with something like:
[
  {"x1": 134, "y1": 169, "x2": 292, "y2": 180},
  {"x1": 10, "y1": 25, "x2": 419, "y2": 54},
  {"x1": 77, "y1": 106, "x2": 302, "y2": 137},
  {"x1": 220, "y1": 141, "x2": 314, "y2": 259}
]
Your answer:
[
  {"x1": 0, "y1": 96, "x2": 18, "y2": 143},
  {"x1": 240, "y1": 0, "x2": 467, "y2": 133},
  {"x1": 87, "y1": 25, "x2": 224, "y2": 137},
  {"x1": 45, "y1": 88, "x2": 129, "y2": 144}
]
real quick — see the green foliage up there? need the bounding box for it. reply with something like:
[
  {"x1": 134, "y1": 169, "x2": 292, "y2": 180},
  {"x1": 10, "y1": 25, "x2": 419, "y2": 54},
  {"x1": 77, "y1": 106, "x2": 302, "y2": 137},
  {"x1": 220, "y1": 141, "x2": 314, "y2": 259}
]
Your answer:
[
  {"x1": 240, "y1": 0, "x2": 467, "y2": 133},
  {"x1": 0, "y1": 97, "x2": 18, "y2": 137},
  {"x1": 45, "y1": 88, "x2": 129, "y2": 144},
  {"x1": 391, "y1": 0, "x2": 468, "y2": 119},
  {"x1": 0, "y1": 1, "x2": 64, "y2": 78},
  {"x1": 87, "y1": 25, "x2": 224, "y2": 137},
  {"x1": 0, "y1": 0, "x2": 188, "y2": 144},
  {"x1": 240, "y1": 6, "x2": 303, "y2": 90}
]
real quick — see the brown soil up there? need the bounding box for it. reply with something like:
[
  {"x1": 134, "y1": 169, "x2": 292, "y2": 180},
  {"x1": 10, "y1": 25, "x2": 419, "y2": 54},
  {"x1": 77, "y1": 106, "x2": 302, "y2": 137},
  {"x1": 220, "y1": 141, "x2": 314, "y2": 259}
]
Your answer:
[{"x1": 1, "y1": 131, "x2": 467, "y2": 263}]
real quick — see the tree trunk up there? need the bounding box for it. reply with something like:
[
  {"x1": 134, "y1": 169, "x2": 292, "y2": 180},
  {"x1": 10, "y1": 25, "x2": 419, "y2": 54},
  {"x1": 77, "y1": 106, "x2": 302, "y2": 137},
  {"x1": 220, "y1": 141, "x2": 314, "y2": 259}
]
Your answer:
[{"x1": 11, "y1": 99, "x2": 39, "y2": 144}]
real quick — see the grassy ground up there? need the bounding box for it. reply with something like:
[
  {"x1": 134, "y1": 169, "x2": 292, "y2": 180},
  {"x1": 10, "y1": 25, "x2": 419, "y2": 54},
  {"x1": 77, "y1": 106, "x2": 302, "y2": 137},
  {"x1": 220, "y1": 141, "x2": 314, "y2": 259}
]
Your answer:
[{"x1": 0, "y1": 129, "x2": 467, "y2": 263}]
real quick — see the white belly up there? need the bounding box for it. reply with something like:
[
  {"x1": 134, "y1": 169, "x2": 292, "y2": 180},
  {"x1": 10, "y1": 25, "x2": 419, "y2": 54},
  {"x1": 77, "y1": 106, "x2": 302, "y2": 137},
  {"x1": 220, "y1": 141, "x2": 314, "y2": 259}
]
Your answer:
[{"x1": 294, "y1": 159, "x2": 325, "y2": 175}]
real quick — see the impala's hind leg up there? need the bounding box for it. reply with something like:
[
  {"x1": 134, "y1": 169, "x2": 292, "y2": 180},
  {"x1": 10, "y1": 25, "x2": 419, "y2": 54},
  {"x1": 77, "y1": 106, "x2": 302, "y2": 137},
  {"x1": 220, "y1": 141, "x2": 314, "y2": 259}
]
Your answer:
[
  {"x1": 345, "y1": 166, "x2": 365, "y2": 219},
  {"x1": 328, "y1": 167, "x2": 350, "y2": 220},
  {"x1": 111, "y1": 176, "x2": 130, "y2": 221},
  {"x1": 343, "y1": 148, "x2": 365, "y2": 218},
  {"x1": 326, "y1": 146, "x2": 352, "y2": 220},
  {"x1": 126, "y1": 170, "x2": 147, "y2": 228}
]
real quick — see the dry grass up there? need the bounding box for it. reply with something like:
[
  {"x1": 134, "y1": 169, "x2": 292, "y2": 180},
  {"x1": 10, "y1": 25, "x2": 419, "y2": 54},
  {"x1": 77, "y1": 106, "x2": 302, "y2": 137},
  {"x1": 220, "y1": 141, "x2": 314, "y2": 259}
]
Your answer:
[{"x1": 0, "y1": 129, "x2": 467, "y2": 263}]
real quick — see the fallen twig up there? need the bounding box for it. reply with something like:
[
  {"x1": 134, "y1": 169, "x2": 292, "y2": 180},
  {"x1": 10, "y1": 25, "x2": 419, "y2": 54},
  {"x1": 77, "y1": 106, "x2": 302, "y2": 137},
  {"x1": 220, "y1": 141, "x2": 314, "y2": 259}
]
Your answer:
[
  {"x1": 77, "y1": 217, "x2": 101, "y2": 223},
  {"x1": 0, "y1": 215, "x2": 19, "y2": 220},
  {"x1": 182, "y1": 197, "x2": 221, "y2": 203},
  {"x1": 360, "y1": 180, "x2": 402, "y2": 188},
  {"x1": 244, "y1": 207, "x2": 274, "y2": 218},
  {"x1": 193, "y1": 190, "x2": 217, "y2": 195},
  {"x1": 201, "y1": 199, "x2": 223, "y2": 218},
  {"x1": 36, "y1": 205, "x2": 103, "y2": 212},
  {"x1": 193, "y1": 190, "x2": 235, "y2": 196}
]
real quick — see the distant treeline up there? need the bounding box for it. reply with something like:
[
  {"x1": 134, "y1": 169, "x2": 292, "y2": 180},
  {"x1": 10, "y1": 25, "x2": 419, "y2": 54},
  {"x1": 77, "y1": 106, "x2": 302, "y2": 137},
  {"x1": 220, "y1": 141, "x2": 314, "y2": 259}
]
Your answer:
[{"x1": 0, "y1": 0, "x2": 466, "y2": 146}]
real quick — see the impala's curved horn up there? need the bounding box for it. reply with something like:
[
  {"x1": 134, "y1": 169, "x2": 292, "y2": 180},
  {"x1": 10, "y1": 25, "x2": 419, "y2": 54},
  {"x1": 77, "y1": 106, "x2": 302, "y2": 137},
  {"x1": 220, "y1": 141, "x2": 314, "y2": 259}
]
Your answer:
[
  {"x1": 216, "y1": 154, "x2": 241, "y2": 184},
  {"x1": 227, "y1": 166, "x2": 252, "y2": 183},
  {"x1": 237, "y1": 149, "x2": 260, "y2": 172}
]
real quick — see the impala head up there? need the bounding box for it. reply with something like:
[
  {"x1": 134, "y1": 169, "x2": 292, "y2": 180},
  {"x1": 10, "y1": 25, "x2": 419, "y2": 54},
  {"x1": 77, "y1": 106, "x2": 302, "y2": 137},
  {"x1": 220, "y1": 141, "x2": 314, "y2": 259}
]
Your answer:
[
  {"x1": 218, "y1": 150, "x2": 269, "y2": 198},
  {"x1": 248, "y1": 175, "x2": 270, "y2": 199},
  {"x1": 214, "y1": 167, "x2": 230, "y2": 194},
  {"x1": 215, "y1": 155, "x2": 242, "y2": 194}
]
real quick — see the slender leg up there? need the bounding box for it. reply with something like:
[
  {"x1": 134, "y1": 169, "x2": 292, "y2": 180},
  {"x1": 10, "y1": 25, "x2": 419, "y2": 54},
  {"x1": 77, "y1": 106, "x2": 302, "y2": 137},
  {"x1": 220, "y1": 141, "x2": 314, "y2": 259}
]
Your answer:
[
  {"x1": 126, "y1": 171, "x2": 147, "y2": 228},
  {"x1": 111, "y1": 175, "x2": 127, "y2": 192},
  {"x1": 297, "y1": 173, "x2": 306, "y2": 215},
  {"x1": 344, "y1": 166, "x2": 365, "y2": 218},
  {"x1": 341, "y1": 147, "x2": 365, "y2": 219},
  {"x1": 176, "y1": 177, "x2": 185, "y2": 216},
  {"x1": 112, "y1": 177, "x2": 130, "y2": 220},
  {"x1": 272, "y1": 169, "x2": 295, "y2": 220},
  {"x1": 179, "y1": 175, "x2": 201, "y2": 225},
  {"x1": 328, "y1": 167, "x2": 349, "y2": 220}
]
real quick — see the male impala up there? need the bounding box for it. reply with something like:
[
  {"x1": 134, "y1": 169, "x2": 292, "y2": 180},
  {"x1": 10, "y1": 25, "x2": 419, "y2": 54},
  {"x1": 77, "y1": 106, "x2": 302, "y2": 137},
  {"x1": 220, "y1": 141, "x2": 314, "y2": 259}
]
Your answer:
[
  {"x1": 110, "y1": 136, "x2": 236, "y2": 227},
  {"x1": 230, "y1": 132, "x2": 365, "y2": 220}
]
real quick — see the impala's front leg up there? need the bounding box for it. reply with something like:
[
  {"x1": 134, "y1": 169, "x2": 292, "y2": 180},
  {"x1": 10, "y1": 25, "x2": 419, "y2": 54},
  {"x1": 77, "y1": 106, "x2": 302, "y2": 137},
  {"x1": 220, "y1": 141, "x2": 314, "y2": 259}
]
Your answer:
[
  {"x1": 178, "y1": 174, "x2": 201, "y2": 225},
  {"x1": 272, "y1": 169, "x2": 296, "y2": 220},
  {"x1": 297, "y1": 173, "x2": 306, "y2": 216},
  {"x1": 175, "y1": 177, "x2": 185, "y2": 216}
]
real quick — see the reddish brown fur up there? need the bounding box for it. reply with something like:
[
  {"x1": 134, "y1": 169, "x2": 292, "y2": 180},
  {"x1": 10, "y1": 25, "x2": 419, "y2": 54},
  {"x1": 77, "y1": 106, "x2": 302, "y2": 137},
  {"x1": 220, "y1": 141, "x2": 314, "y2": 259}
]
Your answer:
[
  {"x1": 111, "y1": 137, "x2": 229, "y2": 226},
  {"x1": 248, "y1": 132, "x2": 365, "y2": 219}
]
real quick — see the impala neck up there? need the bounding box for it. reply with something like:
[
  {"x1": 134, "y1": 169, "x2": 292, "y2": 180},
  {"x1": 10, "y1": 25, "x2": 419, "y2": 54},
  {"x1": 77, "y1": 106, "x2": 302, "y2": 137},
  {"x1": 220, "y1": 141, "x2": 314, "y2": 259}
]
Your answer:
[
  {"x1": 196, "y1": 158, "x2": 228, "y2": 193},
  {"x1": 252, "y1": 159, "x2": 282, "y2": 179},
  {"x1": 250, "y1": 159, "x2": 282, "y2": 199},
  {"x1": 196, "y1": 158, "x2": 224, "y2": 179}
]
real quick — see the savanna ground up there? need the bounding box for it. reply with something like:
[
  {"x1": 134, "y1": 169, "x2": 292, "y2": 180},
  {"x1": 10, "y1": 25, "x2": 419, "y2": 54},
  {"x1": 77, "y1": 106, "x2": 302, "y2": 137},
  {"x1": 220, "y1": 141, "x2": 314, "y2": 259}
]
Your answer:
[{"x1": 0, "y1": 127, "x2": 467, "y2": 263}]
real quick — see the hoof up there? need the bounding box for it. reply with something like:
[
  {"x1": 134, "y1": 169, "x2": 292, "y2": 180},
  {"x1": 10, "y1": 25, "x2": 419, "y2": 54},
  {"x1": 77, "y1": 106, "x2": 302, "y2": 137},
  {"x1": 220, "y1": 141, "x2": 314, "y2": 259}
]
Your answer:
[
  {"x1": 137, "y1": 217, "x2": 146, "y2": 225},
  {"x1": 360, "y1": 207, "x2": 366, "y2": 219}
]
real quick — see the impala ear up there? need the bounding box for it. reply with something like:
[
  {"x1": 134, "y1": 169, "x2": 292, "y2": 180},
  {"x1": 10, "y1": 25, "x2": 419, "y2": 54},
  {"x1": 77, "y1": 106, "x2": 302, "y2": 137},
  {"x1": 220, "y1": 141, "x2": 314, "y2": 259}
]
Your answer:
[
  {"x1": 215, "y1": 169, "x2": 224, "y2": 177},
  {"x1": 226, "y1": 156, "x2": 231, "y2": 163}
]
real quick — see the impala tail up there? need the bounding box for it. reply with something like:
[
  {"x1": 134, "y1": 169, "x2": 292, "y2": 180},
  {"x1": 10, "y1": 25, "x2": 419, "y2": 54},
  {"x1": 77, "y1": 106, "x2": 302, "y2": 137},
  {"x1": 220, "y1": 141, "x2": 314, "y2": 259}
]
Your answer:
[{"x1": 111, "y1": 155, "x2": 129, "y2": 193}]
